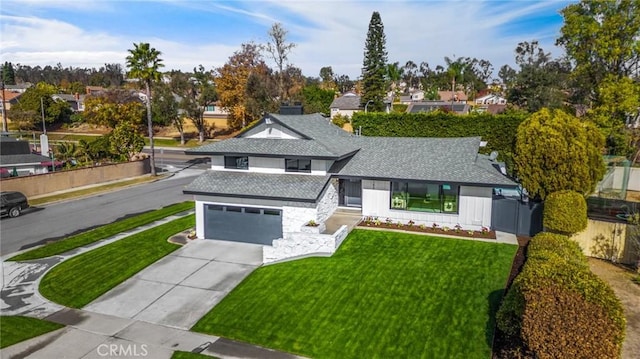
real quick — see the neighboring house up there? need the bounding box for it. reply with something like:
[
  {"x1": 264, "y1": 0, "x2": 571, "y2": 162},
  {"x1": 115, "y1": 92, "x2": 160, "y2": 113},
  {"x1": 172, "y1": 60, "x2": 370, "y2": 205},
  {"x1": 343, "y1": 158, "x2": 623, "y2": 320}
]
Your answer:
[
  {"x1": 0, "y1": 91, "x2": 23, "y2": 112},
  {"x1": 399, "y1": 90, "x2": 425, "y2": 104},
  {"x1": 203, "y1": 102, "x2": 230, "y2": 118},
  {"x1": 486, "y1": 104, "x2": 507, "y2": 115},
  {"x1": 52, "y1": 93, "x2": 85, "y2": 112},
  {"x1": 438, "y1": 91, "x2": 468, "y2": 102},
  {"x1": 85, "y1": 86, "x2": 106, "y2": 96},
  {"x1": 406, "y1": 101, "x2": 470, "y2": 115},
  {"x1": 475, "y1": 94, "x2": 507, "y2": 105},
  {"x1": 184, "y1": 112, "x2": 517, "y2": 262},
  {"x1": 0, "y1": 136, "x2": 51, "y2": 177},
  {"x1": 3, "y1": 83, "x2": 33, "y2": 93},
  {"x1": 330, "y1": 92, "x2": 361, "y2": 119}
]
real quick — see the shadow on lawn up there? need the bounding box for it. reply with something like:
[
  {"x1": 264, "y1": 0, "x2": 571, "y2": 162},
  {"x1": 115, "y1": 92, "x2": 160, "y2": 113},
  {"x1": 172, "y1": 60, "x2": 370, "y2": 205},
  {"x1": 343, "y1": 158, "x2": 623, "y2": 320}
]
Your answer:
[{"x1": 486, "y1": 289, "x2": 505, "y2": 348}]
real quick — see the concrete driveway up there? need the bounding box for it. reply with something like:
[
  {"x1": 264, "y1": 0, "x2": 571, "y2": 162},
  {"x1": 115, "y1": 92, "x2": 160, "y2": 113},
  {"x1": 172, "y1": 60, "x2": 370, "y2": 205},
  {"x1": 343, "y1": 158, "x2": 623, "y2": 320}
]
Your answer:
[{"x1": 84, "y1": 239, "x2": 263, "y2": 329}]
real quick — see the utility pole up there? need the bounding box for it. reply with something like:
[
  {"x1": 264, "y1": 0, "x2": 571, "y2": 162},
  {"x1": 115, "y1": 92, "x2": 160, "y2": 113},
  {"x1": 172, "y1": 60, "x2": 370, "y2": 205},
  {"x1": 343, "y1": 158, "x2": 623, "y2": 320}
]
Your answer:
[
  {"x1": 40, "y1": 97, "x2": 46, "y2": 134},
  {"x1": 1, "y1": 81, "x2": 7, "y2": 133}
]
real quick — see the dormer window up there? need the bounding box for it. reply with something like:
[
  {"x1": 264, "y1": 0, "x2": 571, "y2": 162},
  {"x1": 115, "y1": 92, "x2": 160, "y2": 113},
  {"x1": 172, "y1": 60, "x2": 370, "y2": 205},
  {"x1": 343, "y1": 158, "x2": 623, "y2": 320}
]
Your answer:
[
  {"x1": 285, "y1": 158, "x2": 311, "y2": 173},
  {"x1": 224, "y1": 156, "x2": 248, "y2": 170}
]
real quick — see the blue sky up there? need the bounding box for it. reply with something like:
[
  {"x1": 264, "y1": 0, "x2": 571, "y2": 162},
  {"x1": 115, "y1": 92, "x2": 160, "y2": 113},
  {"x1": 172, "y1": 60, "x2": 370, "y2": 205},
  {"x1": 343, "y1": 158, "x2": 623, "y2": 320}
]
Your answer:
[{"x1": 0, "y1": 0, "x2": 574, "y2": 80}]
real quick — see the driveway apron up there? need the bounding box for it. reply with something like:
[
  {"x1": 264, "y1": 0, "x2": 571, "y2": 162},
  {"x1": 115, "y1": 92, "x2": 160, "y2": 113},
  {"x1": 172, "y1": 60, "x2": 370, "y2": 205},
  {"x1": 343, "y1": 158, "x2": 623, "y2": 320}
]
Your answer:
[{"x1": 84, "y1": 239, "x2": 263, "y2": 329}]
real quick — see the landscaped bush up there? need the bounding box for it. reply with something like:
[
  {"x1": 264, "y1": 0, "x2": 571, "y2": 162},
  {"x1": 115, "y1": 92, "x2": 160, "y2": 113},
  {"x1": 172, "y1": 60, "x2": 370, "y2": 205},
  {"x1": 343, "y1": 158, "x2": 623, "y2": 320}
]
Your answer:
[
  {"x1": 496, "y1": 231, "x2": 626, "y2": 358},
  {"x1": 331, "y1": 114, "x2": 349, "y2": 128},
  {"x1": 521, "y1": 284, "x2": 623, "y2": 359},
  {"x1": 543, "y1": 190, "x2": 588, "y2": 234}
]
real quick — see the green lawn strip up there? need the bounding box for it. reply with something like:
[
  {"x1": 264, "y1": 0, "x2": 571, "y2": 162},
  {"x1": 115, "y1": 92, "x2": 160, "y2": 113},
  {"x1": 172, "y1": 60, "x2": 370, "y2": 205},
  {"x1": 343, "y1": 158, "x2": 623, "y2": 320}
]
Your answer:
[
  {"x1": 9, "y1": 201, "x2": 194, "y2": 261},
  {"x1": 144, "y1": 137, "x2": 204, "y2": 148},
  {"x1": 0, "y1": 316, "x2": 64, "y2": 349},
  {"x1": 39, "y1": 215, "x2": 194, "y2": 308},
  {"x1": 171, "y1": 351, "x2": 220, "y2": 359},
  {"x1": 193, "y1": 229, "x2": 517, "y2": 359}
]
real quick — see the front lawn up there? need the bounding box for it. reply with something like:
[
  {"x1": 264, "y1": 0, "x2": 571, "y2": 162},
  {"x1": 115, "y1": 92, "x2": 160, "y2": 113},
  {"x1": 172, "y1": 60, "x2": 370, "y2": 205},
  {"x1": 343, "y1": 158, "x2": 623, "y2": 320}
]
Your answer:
[
  {"x1": 39, "y1": 215, "x2": 194, "y2": 308},
  {"x1": 193, "y1": 229, "x2": 517, "y2": 359},
  {"x1": 0, "y1": 316, "x2": 64, "y2": 349}
]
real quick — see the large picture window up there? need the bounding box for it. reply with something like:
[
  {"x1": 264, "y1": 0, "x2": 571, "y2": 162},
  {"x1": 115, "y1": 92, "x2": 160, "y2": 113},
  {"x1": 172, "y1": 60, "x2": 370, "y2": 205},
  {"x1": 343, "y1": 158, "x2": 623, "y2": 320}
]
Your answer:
[
  {"x1": 224, "y1": 156, "x2": 248, "y2": 170},
  {"x1": 390, "y1": 182, "x2": 459, "y2": 213},
  {"x1": 285, "y1": 158, "x2": 311, "y2": 173}
]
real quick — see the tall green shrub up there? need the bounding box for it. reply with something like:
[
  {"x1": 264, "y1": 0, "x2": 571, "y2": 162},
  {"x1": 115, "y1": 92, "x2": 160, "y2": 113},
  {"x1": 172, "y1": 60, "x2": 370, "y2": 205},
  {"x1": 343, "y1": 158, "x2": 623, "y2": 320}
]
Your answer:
[
  {"x1": 496, "y1": 231, "x2": 626, "y2": 358},
  {"x1": 543, "y1": 190, "x2": 588, "y2": 234}
]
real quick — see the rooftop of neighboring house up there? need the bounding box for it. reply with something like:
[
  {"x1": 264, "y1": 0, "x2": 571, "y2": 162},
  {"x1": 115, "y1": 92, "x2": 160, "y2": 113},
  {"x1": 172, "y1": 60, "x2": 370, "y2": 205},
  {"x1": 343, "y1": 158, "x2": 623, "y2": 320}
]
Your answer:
[
  {"x1": 406, "y1": 101, "x2": 470, "y2": 114},
  {"x1": 438, "y1": 90, "x2": 468, "y2": 102},
  {"x1": 3, "y1": 83, "x2": 33, "y2": 92},
  {"x1": 52, "y1": 93, "x2": 86, "y2": 102},
  {"x1": 330, "y1": 92, "x2": 361, "y2": 110},
  {"x1": 0, "y1": 90, "x2": 23, "y2": 102}
]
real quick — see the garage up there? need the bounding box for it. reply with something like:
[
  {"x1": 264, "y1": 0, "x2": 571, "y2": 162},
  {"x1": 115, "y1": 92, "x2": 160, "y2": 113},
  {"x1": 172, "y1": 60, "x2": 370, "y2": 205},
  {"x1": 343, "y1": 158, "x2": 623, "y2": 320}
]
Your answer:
[{"x1": 204, "y1": 204, "x2": 283, "y2": 245}]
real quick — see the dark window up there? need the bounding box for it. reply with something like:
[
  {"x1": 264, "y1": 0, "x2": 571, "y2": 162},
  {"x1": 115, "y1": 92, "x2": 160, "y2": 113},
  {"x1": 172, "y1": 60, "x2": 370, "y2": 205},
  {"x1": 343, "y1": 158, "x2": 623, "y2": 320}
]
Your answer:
[
  {"x1": 226, "y1": 206, "x2": 242, "y2": 213},
  {"x1": 244, "y1": 207, "x2": 261, "y2": 214},
  {"x1": 390, "y1": 182, "x2": 459, "y2": 213},
  {"x1": 264, "y1": 209, "x2": 281, "y2": 216},
  {"x1": 224, "y1": 156, "x2": 248, "y2": 170},
  {"x1": 208, "y1": 205, "x2": 223, "y2": 211},
  {"x1": 285, "y1": 158, "x2": 311, "y2": 173}
]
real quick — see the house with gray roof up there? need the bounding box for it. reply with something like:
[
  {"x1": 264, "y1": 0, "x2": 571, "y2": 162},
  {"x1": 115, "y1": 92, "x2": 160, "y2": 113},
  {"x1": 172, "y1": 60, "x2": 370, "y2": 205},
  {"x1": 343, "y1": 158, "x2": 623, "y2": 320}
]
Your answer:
[
  {"x1": 184, "y1": 112, "x2": 517, "y2": 262},
  {"x1": 329, "y1": 92, "x2": 361, "y2": 119},
  {"x1": 0, "y1": 136, "x2": 51, "y2": 177}
]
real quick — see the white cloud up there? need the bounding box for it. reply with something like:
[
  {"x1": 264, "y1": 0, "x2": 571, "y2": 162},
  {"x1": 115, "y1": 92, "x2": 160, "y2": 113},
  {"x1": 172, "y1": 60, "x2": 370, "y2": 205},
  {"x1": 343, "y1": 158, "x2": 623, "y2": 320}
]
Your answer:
[{"x1": 0, "y1": 0, "x2": 569, "y2": 81}]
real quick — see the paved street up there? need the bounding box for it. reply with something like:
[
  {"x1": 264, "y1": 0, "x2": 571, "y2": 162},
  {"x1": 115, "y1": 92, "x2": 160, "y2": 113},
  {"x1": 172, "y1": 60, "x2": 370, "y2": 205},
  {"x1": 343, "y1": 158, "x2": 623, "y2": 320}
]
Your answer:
[{"x1": 0, "y1": 169, "x2": 203, "y2": 256}]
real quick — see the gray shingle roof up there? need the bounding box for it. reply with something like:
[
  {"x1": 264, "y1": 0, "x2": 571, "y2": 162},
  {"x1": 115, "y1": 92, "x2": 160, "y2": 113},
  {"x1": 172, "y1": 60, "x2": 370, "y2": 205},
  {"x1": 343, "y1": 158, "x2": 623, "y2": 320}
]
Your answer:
[
  {"x1": 329, "y1": 94, "x2": 361, "y2": 110},
  {"x1": 332, "y1": 137, "x2": 517, "y2": 186},
  {"x1": 0, "y1": 154, "x2": 51, "y2": 166},
  {"x1": 186, "y1": 138, "x2": 338, "y2": 158},
  {"x1": 187, "y1": 113, "x2": 359, "y2": 159},
  {"x1": 184, "y1": 171, "x2": 331, "y2": 202}
]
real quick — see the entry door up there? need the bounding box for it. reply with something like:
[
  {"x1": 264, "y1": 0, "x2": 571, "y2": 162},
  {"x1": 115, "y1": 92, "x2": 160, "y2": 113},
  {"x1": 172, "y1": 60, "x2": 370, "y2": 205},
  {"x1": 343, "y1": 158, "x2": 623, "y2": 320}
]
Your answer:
[{"x1": 344, "y1": 179, "x2": 362, "y2": 207}]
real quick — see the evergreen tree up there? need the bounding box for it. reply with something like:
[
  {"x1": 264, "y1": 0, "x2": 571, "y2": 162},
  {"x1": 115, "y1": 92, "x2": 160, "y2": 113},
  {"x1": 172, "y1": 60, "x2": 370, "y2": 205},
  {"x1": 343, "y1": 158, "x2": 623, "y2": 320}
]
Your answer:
[
  {"x1": 2, "y1": 62, "x2": 16, "y2": 85},
  {"x1": 361, "y1": 11, "x2": 388, "y2": 112}
]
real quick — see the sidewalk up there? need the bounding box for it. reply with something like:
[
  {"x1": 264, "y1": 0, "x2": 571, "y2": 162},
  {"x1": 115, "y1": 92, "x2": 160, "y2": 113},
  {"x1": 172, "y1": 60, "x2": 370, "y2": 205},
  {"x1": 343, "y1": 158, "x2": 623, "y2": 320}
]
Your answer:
[{"x1": 1, "y1": 212, "x2": 305, "y2": 359}]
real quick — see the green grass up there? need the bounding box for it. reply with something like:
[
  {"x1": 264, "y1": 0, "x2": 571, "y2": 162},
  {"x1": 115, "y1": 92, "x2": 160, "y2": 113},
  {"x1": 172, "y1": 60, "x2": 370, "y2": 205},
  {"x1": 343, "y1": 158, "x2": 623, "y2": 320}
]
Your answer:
[
  {"x1": 0, "y1": 316, "x2": 64, "y2": 349},
  {"x1": 144, "y1": 137, "x2": 207, "y2": 148},
  {"x1": 193, "y1": 229, "x2": 517, "y2": 359},
  {"x1": 39, "y1": 214, "x2": 194, "y2": 308},
  {"x1": 171, "y1": 351, "x2": 219, "y2": 359},
  {"x1": 9, "y1": 201, "x2": 193, "y2": 261}
]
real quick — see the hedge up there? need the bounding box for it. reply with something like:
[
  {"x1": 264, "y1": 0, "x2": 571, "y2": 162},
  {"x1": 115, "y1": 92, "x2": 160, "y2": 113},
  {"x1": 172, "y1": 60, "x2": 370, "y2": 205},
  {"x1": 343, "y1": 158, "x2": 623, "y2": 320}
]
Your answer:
[
  {"x1": 543, "y1": 190, "x2": 588, "y2": 234},
  {"x1": 496, "y1": 232, "x2": 626, "y2": 358},
  {"x1": 350, "y1": 111, "x2": 527, "y2": 173}
]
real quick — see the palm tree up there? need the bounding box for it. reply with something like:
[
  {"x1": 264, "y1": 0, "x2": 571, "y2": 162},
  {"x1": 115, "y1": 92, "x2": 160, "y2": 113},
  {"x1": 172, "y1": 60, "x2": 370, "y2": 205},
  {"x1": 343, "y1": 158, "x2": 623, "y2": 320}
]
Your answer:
[
  {"x1": 385, "y1": 62, "x2": 404, "y2": 96},
  {"x1": 126, "y1": 42, "x2": 164, "y2": 176}
]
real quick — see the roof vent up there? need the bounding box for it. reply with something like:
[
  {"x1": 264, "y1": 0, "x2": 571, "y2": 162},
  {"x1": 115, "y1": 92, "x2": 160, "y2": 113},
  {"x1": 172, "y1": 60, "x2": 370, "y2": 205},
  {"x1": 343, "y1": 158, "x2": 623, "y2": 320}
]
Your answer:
[
  {"x1": 489, "y1": 151, "x2": 498, "y2": 161},
  {"x1": 265, "y1": 118, "x2": 273, "y2": 125}
]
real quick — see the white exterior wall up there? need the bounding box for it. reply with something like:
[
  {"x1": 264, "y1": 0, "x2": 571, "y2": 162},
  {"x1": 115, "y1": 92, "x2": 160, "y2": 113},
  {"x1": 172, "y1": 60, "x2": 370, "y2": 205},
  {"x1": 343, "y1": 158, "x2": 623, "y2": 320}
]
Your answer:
[
  {"x1": 212, "y1": 155, "x2": 328, "y2": 175},
  {"x1": 249, "y1": 157, "x2": 283, "y2": 174},
  {"x1": 245, "y1": 124, "x2": 300, "y2": 139},
  {"x1": 211, "y1": 155, "x2": 224, "y2": 170},
  {"x1": 361, "y1": 180, "x2": 492, "y2": 231},
  {"x1": 195, "y1": 200, "x2": 206, "y2": 239},
  {"x1": 263, "y1": 225, "x2": 349, "y2": 263}
]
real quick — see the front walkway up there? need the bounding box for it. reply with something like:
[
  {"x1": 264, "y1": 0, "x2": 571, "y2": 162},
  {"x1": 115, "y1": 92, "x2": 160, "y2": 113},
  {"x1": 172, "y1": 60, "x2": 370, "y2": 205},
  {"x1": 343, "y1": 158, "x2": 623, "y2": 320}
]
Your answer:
[{"x1": 1, "y1": 213, "x2": 305, "y2": 359}]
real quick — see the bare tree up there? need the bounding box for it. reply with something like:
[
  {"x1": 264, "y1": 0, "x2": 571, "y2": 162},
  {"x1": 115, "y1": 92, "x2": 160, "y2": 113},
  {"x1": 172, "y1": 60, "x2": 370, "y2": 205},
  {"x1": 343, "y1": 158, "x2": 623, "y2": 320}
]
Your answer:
[{"x1": 263, "y1": 23, "x2": 296, "y2": 102}]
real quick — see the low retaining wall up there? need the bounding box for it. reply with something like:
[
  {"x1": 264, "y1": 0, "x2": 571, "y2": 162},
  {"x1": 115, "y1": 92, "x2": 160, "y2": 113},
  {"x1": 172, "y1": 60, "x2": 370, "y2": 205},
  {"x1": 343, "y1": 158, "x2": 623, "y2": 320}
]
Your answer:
[
  {"x1": 263, "y1": 225, "x2": 349, "y2": 264},
  {"x1": 571, "y1": 219, "x2": 639, "y2": 266},
  {"x1": 0, "y1": 159, "x2": 151, "y2": 198}
]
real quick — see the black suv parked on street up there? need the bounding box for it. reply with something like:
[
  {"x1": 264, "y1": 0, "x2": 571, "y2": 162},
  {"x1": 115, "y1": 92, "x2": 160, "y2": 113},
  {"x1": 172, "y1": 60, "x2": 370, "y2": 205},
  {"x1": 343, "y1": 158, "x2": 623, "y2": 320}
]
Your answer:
[{"x1": 1, "y1": 191, "x2": 29, "y2": 218}]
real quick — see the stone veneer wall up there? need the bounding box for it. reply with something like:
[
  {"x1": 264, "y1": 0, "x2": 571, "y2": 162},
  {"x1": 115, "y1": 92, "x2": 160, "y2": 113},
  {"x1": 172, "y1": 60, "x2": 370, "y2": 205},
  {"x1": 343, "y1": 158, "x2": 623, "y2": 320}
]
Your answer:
[
  {"x1": 282, "y1": 179, "x2": 339, "y2": 234},
  {"x1": 263, "y1": 225, "x2": 349, "y2": 263},
  {"x1": 316, "y1": 179, "x2": 339, "y2": 223}
]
